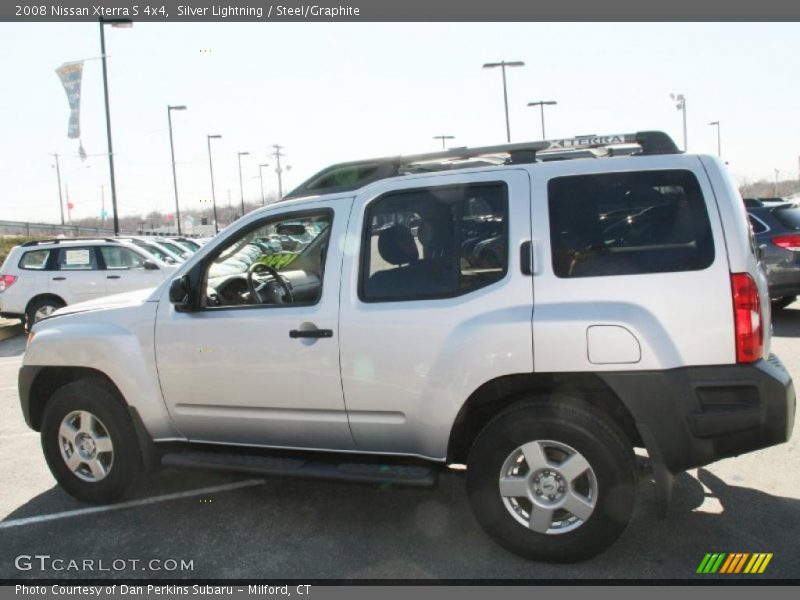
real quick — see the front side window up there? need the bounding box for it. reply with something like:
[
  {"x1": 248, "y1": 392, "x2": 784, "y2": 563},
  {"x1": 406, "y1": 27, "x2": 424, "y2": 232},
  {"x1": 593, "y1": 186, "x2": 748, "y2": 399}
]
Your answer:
[
  {"x1": 100, "y1": 247, "x2": 147, "y2": 269},
  {"x1": 548, "y1": 170, "x2": 714, "y2": 278},
  {"x1": 361, "y1": 182, "x2": 508, "y2": 302},
  {"x1": 18, "y1": 249, "x2": 50, "y2": 270},
  {"x1": 204, "y1": 211, "x2": 332, "y2": 308},
  {"x1": 57, "y1": 247, "x2": 98, "y2": 271}
]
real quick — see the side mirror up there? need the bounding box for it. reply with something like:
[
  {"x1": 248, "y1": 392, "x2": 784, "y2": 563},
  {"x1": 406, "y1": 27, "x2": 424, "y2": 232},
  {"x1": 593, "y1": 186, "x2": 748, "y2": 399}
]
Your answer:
[
  {"x1": 169, "y1": 275, "x2": 193, "y2": 310},
  {"x1": 757, "y1": 244, "x2": 767, "y2": 262},
  {"x1": 143, "y1": 259, "x2": 159, "y2": 270}
]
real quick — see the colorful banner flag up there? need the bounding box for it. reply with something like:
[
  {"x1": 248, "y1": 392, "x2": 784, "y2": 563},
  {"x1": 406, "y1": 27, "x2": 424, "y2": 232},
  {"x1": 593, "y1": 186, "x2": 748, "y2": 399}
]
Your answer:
[{"x1": 55, "y1": 61, "x2": 84, "y2": 139}]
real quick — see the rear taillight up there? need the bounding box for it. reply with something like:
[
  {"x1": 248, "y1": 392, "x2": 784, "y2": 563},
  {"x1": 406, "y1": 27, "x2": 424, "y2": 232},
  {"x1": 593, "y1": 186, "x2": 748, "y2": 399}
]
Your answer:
[
  {"x1": 0, "y1": 274, "x2": 17, "y2": 292},
  {"x1": 731, "y1": 273, "x2": 764, "y2": 364},
  {"x1": 771, "y1": 234, "x2": 800, "y2": 251}
]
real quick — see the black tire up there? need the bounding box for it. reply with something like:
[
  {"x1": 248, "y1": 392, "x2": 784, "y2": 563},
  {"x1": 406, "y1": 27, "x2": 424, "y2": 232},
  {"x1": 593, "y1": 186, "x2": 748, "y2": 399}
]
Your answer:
[
  {"x1": 25, "y1": 297, "x2": 65, "y2": 331},
  {"x1": 771, "y1": 295, "x2": 796, "y2": 310},
  {"x1": 466, "y1": 398, "x2": 637, "y2": 563},
  {"x1": 40, "y1": 378, "x2": 143, "y2": 504}
]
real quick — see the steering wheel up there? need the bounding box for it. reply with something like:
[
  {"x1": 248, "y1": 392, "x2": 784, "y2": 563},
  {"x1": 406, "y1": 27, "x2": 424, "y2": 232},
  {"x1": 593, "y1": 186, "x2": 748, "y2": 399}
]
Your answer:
[{"x1": 247, "y1": 262, "x2": 293, "y2": 304}]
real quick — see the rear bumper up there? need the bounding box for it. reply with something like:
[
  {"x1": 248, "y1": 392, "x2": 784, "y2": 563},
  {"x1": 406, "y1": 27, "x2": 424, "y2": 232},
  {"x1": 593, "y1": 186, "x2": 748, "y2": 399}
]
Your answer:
[{"x1": 599, "y1": 355, "x2": 795, "y2": 473}]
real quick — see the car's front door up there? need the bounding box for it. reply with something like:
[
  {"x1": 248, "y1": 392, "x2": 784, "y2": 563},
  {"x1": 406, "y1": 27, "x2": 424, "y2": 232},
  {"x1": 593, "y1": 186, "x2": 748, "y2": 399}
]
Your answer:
[
  {"x1": 155, "y1": 199, "x2": 356, "y2": 450},
  {"x1": 99, "y1": 246, "x2": 167, "y2": 294}
]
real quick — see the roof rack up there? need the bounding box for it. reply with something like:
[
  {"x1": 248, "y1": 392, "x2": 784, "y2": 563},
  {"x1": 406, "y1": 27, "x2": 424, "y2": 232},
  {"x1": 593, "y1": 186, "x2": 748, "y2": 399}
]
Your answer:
[
  {"x1": 21, "y1": 238, "x2": 120, "y2": 247},
  {"x1": 283, "y1": 130, "x2": 679, "y2": 200}
]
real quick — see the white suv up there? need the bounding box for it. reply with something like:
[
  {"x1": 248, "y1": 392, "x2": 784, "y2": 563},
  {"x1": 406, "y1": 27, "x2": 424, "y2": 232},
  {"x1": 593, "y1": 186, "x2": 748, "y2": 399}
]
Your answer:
[
  {"x1": 18, "y1": 132, "x2": 795, "y2": 562},
  {"x1": 0, "y1": 238, "x2": 175, "y2": 327}
]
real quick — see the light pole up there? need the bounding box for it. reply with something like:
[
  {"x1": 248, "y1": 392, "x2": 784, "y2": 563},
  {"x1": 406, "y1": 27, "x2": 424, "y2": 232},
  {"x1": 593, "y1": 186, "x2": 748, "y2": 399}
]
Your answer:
[
  {"x1": 50, "y1": 153, "x2": 65, "y2": 225},
  {"x1": 258, "y1": 164, "x2": 270, "y2": 205},
  {"x1": 527, "y1": 100, "x2": 557, "y2": 140},
  {"x1": 272, "y1": 145, "x2": 285, "y2": 199},
  {"x1": 167, "y1": 105, "x2": 187, "y2": 235},
  {"x1": 483, "y1": 60, "x2": 525, "y2": 142},
  {"x1": 237, "y1": 151, "x2": 249, "y2": 216},
  {"x1": 207, "y1": 135, "x2": 222, "y2": 234},
  {"x1": 99, "y1": 17, "x2": 132, "y2": 236},
  {"x1": 708, "y1": 121, "x2": 721, "y2": 157},
  {"x1": 670, "y1": 93, "x2": 687, "y2": 151},
  {"x1": 433, "y1": 135, "x2": 455, "y2": 150},
  {"x1": 774, "y1": 169, "x2": 780, "y2": 197}
]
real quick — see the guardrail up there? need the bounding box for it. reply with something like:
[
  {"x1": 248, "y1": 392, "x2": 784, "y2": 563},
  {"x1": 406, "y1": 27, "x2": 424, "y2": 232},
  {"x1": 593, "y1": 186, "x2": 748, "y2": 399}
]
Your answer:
[{"x1": 0, "y1": 220, "x2": 131, "y2": 237}]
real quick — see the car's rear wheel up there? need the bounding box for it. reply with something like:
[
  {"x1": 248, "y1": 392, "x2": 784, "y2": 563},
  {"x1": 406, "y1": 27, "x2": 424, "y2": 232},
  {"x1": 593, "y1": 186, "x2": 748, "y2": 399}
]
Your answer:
[
  {"x1": 25, "y1": 297, "x2": 65, "y2": 330},
  {"x1": 40, "y1": 379, "x2": 142, "y2": 504},
  {"x1": 466, "y1": 399, "x2": 637, "y2": 562}
]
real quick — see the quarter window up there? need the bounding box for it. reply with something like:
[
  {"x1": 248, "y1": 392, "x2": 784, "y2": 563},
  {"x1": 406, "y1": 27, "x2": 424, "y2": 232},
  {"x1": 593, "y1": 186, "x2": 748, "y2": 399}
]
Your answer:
[
  {"x1": 18, "y1": 249, "x2": 50, "y2": 270},
  {"x1": 548, "y1": 170, "x2": 714, "y2": 278},
  {"x1": 361, "y1": 183, "x2": 508, "y2": 302}
]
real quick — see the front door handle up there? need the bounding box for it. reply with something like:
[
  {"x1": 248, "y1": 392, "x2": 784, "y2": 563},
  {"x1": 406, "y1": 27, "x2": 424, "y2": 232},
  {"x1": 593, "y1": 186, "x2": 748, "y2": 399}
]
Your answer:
[
  {"x1": 52, "y1": 277, "x2": 66, "y2": 281},
  {"x1": 289, "y1": 329, "x2": 333, "y2": 339},
  {"x1": 107, "y1": 275, "x2": 121, "y2": 279}
]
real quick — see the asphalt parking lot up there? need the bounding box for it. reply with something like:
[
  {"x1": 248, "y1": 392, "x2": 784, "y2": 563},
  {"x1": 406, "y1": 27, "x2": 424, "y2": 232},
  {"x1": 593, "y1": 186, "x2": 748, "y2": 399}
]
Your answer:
[{"x1": 0, "y1": 314, "x2": 798, "y2": 581}]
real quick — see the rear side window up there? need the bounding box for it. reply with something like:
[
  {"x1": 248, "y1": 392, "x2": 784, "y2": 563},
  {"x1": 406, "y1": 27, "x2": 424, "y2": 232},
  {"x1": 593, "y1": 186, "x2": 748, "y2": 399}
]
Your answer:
[
  {"x1": 18, "y1": 249, "x2": 50, "y2": 270},
  {"x1": 772, "y1": 207, "x2": 800, "y2": 230},
  {"x1": 361, "y1": 183, "x2": 508, "y2": 302},
  {"x1": 57, "y1": 247, "x2": 98, "y2": 271},
  {"x1": 548, "y1": 170, "x2": 714, "y2": 278}
]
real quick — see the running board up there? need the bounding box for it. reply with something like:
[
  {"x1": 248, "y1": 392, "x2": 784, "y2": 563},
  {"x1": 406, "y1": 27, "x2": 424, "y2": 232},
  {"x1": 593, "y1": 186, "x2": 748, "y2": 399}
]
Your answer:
[{"x1": 160, "y1": 450, "x2": 438, "y2": 488}]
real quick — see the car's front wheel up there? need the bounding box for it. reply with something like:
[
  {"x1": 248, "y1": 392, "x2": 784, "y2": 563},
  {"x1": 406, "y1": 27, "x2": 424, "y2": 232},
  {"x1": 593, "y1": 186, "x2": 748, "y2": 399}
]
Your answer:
[
  {"x1": 466, "y1": 399, "x2": 637, "y2": 562},
  {"x1": 40, "y1": 379, "x2": 142, "y2": 504}
]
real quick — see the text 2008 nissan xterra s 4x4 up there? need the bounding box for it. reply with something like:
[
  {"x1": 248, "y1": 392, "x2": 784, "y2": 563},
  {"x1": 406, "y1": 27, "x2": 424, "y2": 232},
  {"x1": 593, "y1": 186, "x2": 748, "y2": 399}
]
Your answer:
[{"x1": 19, "y1": 132, "x2": 795, "y2": 562}]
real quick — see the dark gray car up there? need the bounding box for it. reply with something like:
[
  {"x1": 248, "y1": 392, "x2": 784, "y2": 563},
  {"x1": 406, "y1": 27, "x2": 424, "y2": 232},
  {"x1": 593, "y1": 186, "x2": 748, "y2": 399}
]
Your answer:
[{"x1": 746, "y1": 198, "x2": 800, "y2": 309}]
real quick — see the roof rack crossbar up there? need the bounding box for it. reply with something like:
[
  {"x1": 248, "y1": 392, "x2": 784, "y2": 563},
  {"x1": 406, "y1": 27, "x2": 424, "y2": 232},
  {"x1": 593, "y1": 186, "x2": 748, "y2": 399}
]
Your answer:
[{"x1": 283, "y1": 130, "x2": 679, "y2": 200}]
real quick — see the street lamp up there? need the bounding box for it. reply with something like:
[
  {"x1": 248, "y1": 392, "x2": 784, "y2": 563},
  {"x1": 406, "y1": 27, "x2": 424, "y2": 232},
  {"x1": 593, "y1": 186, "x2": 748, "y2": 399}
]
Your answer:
[
  {"x1": 708, "y1": 121, "x2": 721, "y2": 157},
  {"x1": 237, "y1": 151, "x2": 250, "y2": 216},
  {"x1": 526, "y1": 100, "x2": 557, "y2": 139},
  {"x1": 99, "y1": 17, "x2": 132, "y2": 235},
  {"x1": 258, "y1": 164, "x2": 270, "y2": 205},
  {"x1": 670, "y1": 93, "x2": 687, "y2": 151},
  {"x1": 483, "y1": 60, "x2": 525, "y2": 143},
  {"x1": 433, "y1": 135, "x2": 455, "y2": 150},
  {"x1": 207, "y1": 134, "x2": 222, "y2": 234},
  {"x1": 167, "y1": 104, "x2": 187, "y2": 235},
  {"x1": 774, "y1": 169, "x2": 780, "y2": 197}
]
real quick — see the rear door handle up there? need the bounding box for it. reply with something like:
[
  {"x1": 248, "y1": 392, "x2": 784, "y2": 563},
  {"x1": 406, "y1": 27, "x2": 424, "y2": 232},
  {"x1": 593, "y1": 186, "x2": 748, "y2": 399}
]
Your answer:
[
  {"x1": 107, "y1": 275, "x2": 121, "y2": 279},
  {"x1": 520, "y1": 241, "x2": 532, "y2": 275},
  {"x1": 52, "y1": 277, "x2": 66, "y2": 281},
  {"x1": 289, "y1": 329, "x2": 333, "y2": 339}
]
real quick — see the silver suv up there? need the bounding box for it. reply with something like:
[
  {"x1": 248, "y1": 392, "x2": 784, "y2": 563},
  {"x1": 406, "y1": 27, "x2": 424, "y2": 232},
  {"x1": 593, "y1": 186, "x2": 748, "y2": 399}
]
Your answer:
[{"x1": 18, "y1": 132, "x2": 795, "y2": 562}]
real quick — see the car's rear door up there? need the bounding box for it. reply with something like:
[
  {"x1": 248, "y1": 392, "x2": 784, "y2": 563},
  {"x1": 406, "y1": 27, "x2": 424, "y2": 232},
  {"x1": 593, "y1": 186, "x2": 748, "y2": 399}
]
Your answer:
[
  {"x1": 51, "y1": 246, "x2": 107, "y2": 304},
  {"x1": 338, "y1": 170, "x2": 533, "y2": 460}
]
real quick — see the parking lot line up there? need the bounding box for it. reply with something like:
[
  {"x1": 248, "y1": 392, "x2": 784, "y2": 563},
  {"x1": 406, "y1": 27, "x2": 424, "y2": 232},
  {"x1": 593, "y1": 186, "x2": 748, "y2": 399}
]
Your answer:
[{"x1": 0, "y1": 478, "x2": 266, "y2": 530}]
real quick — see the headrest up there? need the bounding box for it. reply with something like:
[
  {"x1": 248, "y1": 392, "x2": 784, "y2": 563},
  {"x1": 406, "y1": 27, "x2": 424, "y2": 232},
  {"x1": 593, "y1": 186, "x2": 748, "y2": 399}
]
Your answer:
[{"x1": 377, "y1": 224, "x2": 418, "y2": 266}]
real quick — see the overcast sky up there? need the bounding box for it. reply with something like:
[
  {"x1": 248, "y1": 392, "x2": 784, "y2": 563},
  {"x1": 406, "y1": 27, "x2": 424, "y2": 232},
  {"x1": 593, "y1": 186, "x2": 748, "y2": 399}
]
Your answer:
[{"x1": 1, "y1": 22, "x2": 798, "y2": 224}]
